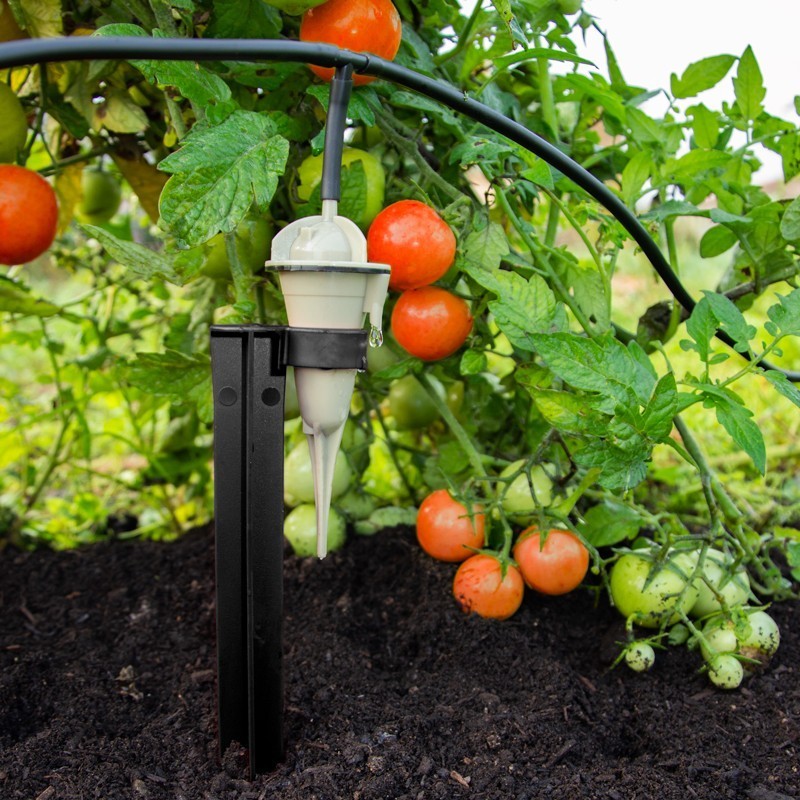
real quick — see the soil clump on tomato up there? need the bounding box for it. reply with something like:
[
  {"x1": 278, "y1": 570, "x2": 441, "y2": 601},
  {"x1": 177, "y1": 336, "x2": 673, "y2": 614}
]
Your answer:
[{"x1": 1, "y1": 525, "x2": 798, "y2": 799}]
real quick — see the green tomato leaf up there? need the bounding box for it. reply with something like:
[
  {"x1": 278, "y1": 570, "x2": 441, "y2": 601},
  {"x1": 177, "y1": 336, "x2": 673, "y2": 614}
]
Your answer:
[
  {"x1": 662, "y1": 149, "x2": 732, "y2": 182},
  {"x1": 700, "y1": 386, "x2": 766, "y2": 475},
  {"x1": 579, "y1": 500, "x2": 643, "y2": 548},
  {"x1": 486, "y1": 272, "x2": 559, "y2": 351},
  {"x1": 621, "y1": 150, "x2": 652, "y2": 207},
  {"x1": 766, "y1": 287, "x2": 800, "y2": 337},
  {"x1": 158, "y1": 110, "x2": 289, "y2": 246},
  {"x1": 681, "y1": 296, "x2": 717, "y2": 363},
  {"x1": 764, "y1": 370, "x2": 800, "y2": 410},
  {"x1": 0, "y1": 276, "x2": 60, "y2": 317},
  {"x1": 700, "y1": 225, "x2": 738, "y2": 258},
  {"x1": 94, "y1": 25, "x2": 232, "y2": 107},
  {"x1": 779, "y1": 195, "x2": 800, "y2": 242},
  {"x1": 640, "y1": 373, "x2": 678, "y2": 441},
  {"x1": 688, "y1": 104, "x2": 720, "y2": 150},
  {"x1": 526, "y1": 389, "x2": 609, "y2": 437},
  {"x1": 701, "y1": 291, "x2": 756, "y2": 353},
  {"x1": 460, "y1": 349, "x2": 488, "y2": 376},
  {"x1": 205, "y1": 0, "x2": 281, "y2": 39},
  {"x1": 574, "y1": 433, "x2": 651, "y2": 492},
  {"x1": 354, "y1": 506, "x2": 417, "y2": 536},
  {"x1": 128, "y1": 350, "x2": 213, "y2": 422},
  {"x1": 670, "y1": 54, "x2": 736, "y2": 99},
  {"x1": 81, "y1": 225, "x2": 188, "y2": 284},
  {"x1": 733, "y1": 46, "x2": 766, "y2": 123},
  {"x1": 306, "y1": 84, "x2": 377, "y2": 127},
  {"x1": 461, "y1": 223, "x2": 510, "y2": 273}
]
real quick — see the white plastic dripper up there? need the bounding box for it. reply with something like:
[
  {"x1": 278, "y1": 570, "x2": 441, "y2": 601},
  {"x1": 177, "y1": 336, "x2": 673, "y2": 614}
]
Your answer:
[{"x1": 266, "y1": 200, "x2": 390, "y2": 558}]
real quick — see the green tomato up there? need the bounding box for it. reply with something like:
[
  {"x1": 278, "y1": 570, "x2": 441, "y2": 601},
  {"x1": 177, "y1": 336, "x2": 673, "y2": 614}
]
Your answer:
[
  {"x1": 706, "y1": 653, "x2": 744, "y2": 690},
  {"x1": 387, "y1": 375, "x2": 464, "y2": 430},
  {"x1": 701, "y1": 610, "x2": 780, "y2": 674},
  {"x1": 690, "y1": 548, "x2": 751, "y2": 618},
  {"x1": 609, "y1": 551, "x2": 699, "y2": 628},
  {"x1": 367, "y1": 342, "x2": 401, "y2": 374},
  {"x1": 295, "y1": 147, "x2": 385, "y2": 230},
  {"x1": 388, "y1": 375, "x2": 438, "y2": 430},
  {"x1": 201, "y1": 216, "x2": 273, "y2": 281},
  {"x1": 625, "y1": 642, "x2": 655, "y2": 673},
  {"x1": 283, "y1": 504, "x2": 346, "y2": 557},
  {"x1": 76, "y1": 169, "x2": 122, "y2": 224},
  {"x1": 499, "y1": 459, "x2": 554, "y2": 519},
  {"x1": 0, "y1": 82, "x2": 26, "y2": 163},
  {"x1": 284, "y1": 440, "x2": 352, "y2": 507},
  {"x1": 556, "y1": 0, "x2": 583, "y2": 14},
  {"x1": 335, "y1": 487, "x2": 380, "y2": 522},
  {"x1": 263, "y1": 0, "x2": 326, "y2": 14}
]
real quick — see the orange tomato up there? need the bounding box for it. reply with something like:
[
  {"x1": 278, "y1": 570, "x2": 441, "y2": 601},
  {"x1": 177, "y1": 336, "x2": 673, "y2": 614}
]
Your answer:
[
  {"x1": 513, "y1": 526, "x2": 589, "y2": 595},
  {"x1": 367, "y1": 199, "x2": 456, "y2": 291},
  {"x1": 416, "y1": 489, "x2": 484, "y2": 562},
  {"x1": 0, "y1": 165, "x2": 58, "y2": 265},
  {"x1": 391, "y1": 286, "x2": 473, "y2": 361},
  {"x1": 452, "y1": 554, "x2": 524, "y2": 620},
  {"x1": 299, "y1": 0, "x2": 402, "y2": 86}
]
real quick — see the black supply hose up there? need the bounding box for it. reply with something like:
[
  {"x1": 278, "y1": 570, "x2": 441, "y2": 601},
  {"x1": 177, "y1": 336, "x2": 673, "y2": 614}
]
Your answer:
[{"x1": 0, "y1": 37, "x2": 796, "y2": 380}]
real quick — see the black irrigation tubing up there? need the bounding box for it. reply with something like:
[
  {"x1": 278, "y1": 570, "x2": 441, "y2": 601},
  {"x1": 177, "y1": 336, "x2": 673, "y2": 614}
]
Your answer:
[{"x1": 2, "y1": 36, "x2": 797, "y2": 381}]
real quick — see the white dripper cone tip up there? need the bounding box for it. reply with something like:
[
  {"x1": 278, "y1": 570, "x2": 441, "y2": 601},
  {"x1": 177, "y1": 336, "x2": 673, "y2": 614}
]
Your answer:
[{"x1": 306, "y1": 422, "x2": 346, "y2": 559}]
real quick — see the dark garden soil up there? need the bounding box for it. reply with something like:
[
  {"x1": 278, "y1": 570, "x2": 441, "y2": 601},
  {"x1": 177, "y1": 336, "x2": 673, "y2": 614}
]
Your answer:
[{"x1": 1, "y1": 524, "x2": 798, "y2": 800}]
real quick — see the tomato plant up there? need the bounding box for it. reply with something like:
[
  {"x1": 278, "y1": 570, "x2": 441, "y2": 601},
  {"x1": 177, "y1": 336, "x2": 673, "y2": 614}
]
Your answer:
[
  {"x1": 0, "y1": 165, "x2": 57, "y2": 265},
  {"x1": 367, "y1": 200, "x2": 456, "y2": 291},
  {"x1": 0, "y1": 82, "x2": 27, "y2": 164},
  {"x1": 452, "y1": 554, "x2": 524, "y2": 620},
  {"x1": 391, "y1": 286, "x2": 473, "y2": 361},
  {"x1": 76, "y1": 168, "x2": 122, "y2": 224},
  {"x1": 294, "y1": 147, "x2": 384, "y2": 230},
  {"x1": 299, "y1": 0, "x2": 402, "y2": 86},
  {"x1": 609, "y1": 551, "x2": 699, "y2": 628},
  {"x1": 416, "y1": 489, "x2": 484, "y2": 562},
  {"x1": 264, "y1": 0, "x2": 326, "y2": 15},
  {"x1": 512, "y1": 526, "x2": 589, "y2": 595}
]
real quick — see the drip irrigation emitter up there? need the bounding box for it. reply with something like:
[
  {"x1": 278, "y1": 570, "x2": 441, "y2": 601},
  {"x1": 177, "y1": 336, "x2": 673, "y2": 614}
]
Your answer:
[{"x1": 2, "y1": 33, "x2": 799, "y2": 778}]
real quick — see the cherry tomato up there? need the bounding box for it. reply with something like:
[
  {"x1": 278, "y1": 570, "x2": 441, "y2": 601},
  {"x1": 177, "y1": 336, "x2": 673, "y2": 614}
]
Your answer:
[
  {"x1": 0, "y1": 165, "x2": 58, "y2": 265},
  {"x1": 452, "y1": 554, "x2": 524, "y2": 620},
  {"x1": 367, "y1": 199, "x2": 456, "y2": 291},
  {"x1": 299, "y1": 0, "x2": 402, "y2": 86},
  {"x1": 295, "y1": 147, "x2": 385, "y2": 230},
  {"x1": 76, "y1": 169, "x2": 122, "y2": 224},
  {"x1": 689, "y1": 547, "x2": 751, "y2": 618},
  {"x1": 199, "y1": 216, "x2": 273, "y2": 281},
  {"x1": 416, "y1": 489, "x2": 484, "y2": 562},
  {"x1": 0, "y1": 82, "x2": 27, "y2": 163},
  {"x1": 512, "y1": 526, "x2": 589, "y2": 595},
  {"x1": 391, "y1": 286, "x2": 473, "y2": 361},
  {"x1": 499, "y1": 459, "x2": 554, "y2": 520}
]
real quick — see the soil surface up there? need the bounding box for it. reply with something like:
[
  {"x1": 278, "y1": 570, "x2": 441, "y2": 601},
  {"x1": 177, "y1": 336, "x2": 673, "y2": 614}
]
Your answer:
[{"x1": 1, "y1": 525, "x2": 798, "y2": 800}]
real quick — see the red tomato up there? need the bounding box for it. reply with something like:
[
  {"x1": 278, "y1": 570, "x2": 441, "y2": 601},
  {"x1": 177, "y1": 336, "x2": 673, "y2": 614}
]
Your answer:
[
  {"x1": 512, "y1": 526, "x2": 589, "y2": 596},
  {"x1": 367, "y1": 199, "x2": 456, "y2": 291},
  {"x1": 0, "y1": 165, "x2": 58, "y2": 265},
  {"x1": 452, "y1": 554, "x2": 524, "y2": 620},
  {"x1": 299, "y1": 0, "x2": 402, "y2": 86},
  {"x1": 416, "y1": 489, "x2": 484, "y2": 562},
  {"x1": 391, "y1": 286, "x2": 473, "y2": 361}
]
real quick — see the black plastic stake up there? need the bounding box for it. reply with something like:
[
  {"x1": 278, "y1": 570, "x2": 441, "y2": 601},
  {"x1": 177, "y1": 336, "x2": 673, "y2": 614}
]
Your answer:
[
  {"x1": 211, "y1": 325, "x2": 286, "y2": 775},
  {"x1": 211, "y1": 324, "x2": 368, "y2": 776}
]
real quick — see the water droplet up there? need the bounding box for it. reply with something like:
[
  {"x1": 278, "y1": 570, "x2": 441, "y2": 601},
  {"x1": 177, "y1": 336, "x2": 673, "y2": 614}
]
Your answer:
[{"x1": 368, "y1": 325, "x2": 384, "y2": 348}]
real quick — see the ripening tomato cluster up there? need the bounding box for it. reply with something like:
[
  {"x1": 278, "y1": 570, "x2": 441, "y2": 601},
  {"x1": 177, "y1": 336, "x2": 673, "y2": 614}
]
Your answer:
[
  {"x1": 416, "y1": 488, "x2": 591, "y2": 621},
  {"x1": 368, "y1": 200, "x2": 473, "y2": 361}
]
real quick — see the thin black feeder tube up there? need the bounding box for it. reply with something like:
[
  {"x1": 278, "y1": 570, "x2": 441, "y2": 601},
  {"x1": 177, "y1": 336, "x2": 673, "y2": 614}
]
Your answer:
[{"x1": 320, "y1": 63, "x2": 354, "y2": 204}]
